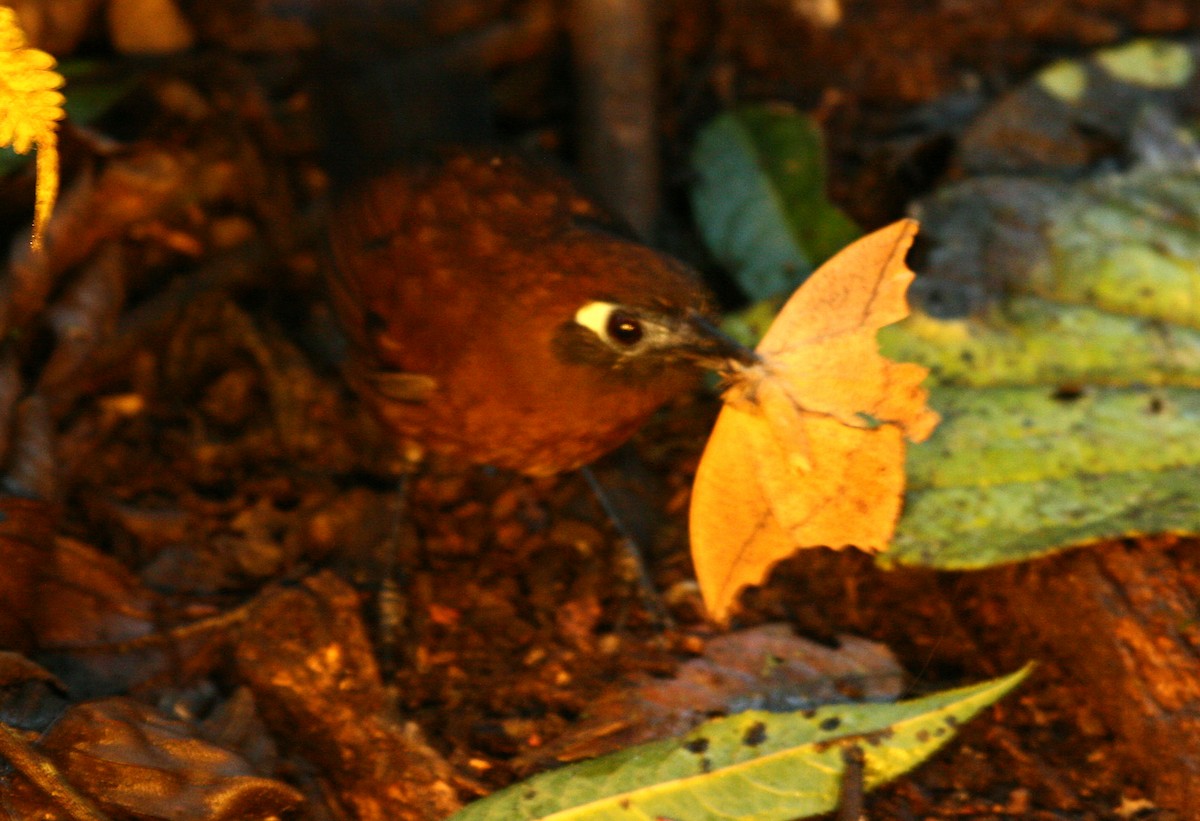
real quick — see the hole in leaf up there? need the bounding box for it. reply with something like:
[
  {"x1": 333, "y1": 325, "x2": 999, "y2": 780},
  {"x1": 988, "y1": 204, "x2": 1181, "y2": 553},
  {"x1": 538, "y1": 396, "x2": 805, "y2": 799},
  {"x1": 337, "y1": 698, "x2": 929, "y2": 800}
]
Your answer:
[{"x1": 1051, "y1": 384, "x2": 1085, "y2": 402}]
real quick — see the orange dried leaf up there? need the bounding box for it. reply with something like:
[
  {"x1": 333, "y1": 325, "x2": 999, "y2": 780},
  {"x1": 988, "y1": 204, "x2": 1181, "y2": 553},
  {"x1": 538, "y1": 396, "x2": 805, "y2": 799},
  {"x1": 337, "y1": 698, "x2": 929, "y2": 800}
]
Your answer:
[{"x1": 691, "y1": 219, "x2": 939, "y2": 622}]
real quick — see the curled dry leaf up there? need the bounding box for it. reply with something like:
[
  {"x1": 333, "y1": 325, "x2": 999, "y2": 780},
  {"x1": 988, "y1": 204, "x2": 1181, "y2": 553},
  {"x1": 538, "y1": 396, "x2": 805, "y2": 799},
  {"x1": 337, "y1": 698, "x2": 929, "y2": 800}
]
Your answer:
[
  {"x1": 691, "y1": 219, "x2": 939, "y2": 622},
  {"x1": 0, "y1": 652, "x2": 70, "y2": 739},
  {"x1": 234, "y1": 572, "x2": 463, "y2": 821},
  {"x1": 2, "y1": 147, "x2": 194, "y2": 342},
  {"x1": 19, "y1": 532, "x2": 225, "y2": 699},
  {"x1": 38, "y1": 697, "x2": 301, "y2": 821}
]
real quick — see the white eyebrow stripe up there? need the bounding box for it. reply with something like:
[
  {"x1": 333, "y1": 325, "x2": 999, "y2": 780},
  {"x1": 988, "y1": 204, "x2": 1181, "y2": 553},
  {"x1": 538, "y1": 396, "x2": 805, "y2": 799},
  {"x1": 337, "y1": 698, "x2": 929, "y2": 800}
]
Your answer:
[{"x1": 574, "y1": 301, "x2": 618, "y2": 336}]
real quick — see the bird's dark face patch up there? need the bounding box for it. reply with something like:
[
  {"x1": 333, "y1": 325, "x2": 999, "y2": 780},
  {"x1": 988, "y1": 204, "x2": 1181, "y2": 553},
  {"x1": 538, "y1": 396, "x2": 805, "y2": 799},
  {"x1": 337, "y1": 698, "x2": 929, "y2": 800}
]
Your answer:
[
  {"x1": 552, "y1": 301, "x2": 681, "y2": 383},
  {"x1": 554, "y1": 299, "x2": 755, "y2": 383}
]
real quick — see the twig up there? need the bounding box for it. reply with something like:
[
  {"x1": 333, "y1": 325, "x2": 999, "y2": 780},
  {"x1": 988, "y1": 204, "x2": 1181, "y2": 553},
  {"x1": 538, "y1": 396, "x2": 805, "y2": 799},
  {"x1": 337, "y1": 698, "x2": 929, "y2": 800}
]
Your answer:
[
  {"x1": 569, "y1": 0, "x2": 660, "y2": 237},
  {"x1": 837, "y1": 742, "x2": 866, "y2": 821}
]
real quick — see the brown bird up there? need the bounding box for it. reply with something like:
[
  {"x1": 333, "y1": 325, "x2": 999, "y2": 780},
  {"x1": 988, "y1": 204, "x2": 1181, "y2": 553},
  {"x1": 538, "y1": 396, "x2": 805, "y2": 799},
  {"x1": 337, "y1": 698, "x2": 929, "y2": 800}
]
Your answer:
[
  {"x1": 325, "y1": 149, "x2": 752, "y2": 477},
  {"x1": 311, "y1": 0, "x2": 752, "y2": 477}
]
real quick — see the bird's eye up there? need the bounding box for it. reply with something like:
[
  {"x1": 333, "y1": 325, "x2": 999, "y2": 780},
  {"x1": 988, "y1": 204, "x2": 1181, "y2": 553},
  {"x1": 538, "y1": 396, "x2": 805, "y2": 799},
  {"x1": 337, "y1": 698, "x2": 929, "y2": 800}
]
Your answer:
[
  {"x1": 574, "y1": 301, "x2": 651, "y2": 352},
  {"x1": 605, "y1": 311, "x2": 644, "y2": 346}
]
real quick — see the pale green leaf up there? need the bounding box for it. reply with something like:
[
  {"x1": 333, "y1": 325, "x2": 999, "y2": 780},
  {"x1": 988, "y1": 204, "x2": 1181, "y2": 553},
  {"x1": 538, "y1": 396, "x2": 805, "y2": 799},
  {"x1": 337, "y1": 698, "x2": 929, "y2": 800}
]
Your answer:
[
  {"x1": 886, "y1": 161, "x2": 1200, "y2": 568},
  {"x1": 450, "y1": 667, "x2": 1030, "y2": 821},
  {"x1": 879, "y1": 297, "x2": 1200, "y2": 389},
  {"x1": 888, "y1": 387, "x2": 1200, "y2": 568},
  {"x1": 1094, "y1": 39, "x2": 1193, "y2": 89}
]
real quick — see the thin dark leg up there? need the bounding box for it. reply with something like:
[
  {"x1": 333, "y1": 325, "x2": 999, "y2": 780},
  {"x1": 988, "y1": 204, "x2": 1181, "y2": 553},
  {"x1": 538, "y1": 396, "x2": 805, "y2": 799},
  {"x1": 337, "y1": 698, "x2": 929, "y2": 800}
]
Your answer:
[
  {"x1": 581, "y1": 465, "x2": 673, "y2": 629},
  {"x1": 375, "y1": 472, "x2": 419, "y2": 679}
]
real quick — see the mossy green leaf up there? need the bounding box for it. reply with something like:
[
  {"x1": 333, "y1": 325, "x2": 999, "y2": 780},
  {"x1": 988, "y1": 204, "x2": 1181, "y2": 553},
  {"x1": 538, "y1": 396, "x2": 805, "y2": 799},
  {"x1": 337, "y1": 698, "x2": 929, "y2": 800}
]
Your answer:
[
  {"x1": 891, "y1": 464, "x2": 1200, "y2": 569},
  {"x1": 690, "y1": 104, "x2": 859, "y2": 302},
  {"x1": 1036, "y1": 37, "x2": 1194, "y2": 101},
  {"x1": 1037, "y1": 59, "x2": 1087, "y2": 103},
  {"x1": 907, "y1": 387, "x2": 1200, "y2": 488},
  {"x1": 885, "y1": 161, "x2": 1200, "y2": 568},
  {"x1": 450, "y1": 667, "x2": 1029, "y2": 821},
  {"x1": 879, "y1": 297, "x2": 1200, "y2": 388},
  {"x1": 1038, "y1": 168, "x2": 1200, "y2": 327},
  {"x1": 887, "y1": 387, "x2": 1200, "y2": 568}
]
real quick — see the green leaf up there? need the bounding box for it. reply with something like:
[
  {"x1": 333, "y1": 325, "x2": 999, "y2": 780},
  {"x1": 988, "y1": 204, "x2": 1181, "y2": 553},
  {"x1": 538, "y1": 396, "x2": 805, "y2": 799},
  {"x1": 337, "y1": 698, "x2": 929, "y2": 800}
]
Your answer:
[
  {"x1": 888, "y1": 387, "x2": 1200, "y2": 568},
  {"x1": 57, "y1": 60, "x2": 141, "y2": 130},
  {"x1": 886, "y1": 161, "x2": 1200, "y2": 568},
  {"x1": 1040, "y1": 170, "x2": 1200, "y2": 326},
  {"x1": 1093, "y1": 38, "x2": 1194, "y2": 89},
  {"x1": 1037, "y1": 39, "x2": 1195, "y2": 103},
  {"x1": 879, "y1": 297, "x2": 1200, "y2": 389},
  {"x1": 690, "y1": 104, "x2": 859, "y2": 302},
  {"x1": 449, "y1": 667, "x2": 1030, "y2": 821}
]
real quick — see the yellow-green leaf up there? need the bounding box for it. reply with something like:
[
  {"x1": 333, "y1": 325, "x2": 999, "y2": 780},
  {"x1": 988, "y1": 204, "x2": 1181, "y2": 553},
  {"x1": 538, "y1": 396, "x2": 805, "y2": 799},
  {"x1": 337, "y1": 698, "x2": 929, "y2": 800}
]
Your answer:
[
  {"x1": 450, "y1": 667, "x2": 1029, "y2": 821},
  {"x1": 886, "y1": 163, "x2": 1200, "y2": 569}
]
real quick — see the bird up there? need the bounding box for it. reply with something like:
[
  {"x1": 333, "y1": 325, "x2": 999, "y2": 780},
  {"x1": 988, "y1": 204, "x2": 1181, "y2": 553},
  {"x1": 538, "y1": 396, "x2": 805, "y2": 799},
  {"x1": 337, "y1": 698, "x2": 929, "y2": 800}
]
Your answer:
[
  {"x1": 324, "y1": 148, "x2": 754, "y2": 477},
  {"x1": 309, "y1": 0, "x2": 754, "y2": 478}
]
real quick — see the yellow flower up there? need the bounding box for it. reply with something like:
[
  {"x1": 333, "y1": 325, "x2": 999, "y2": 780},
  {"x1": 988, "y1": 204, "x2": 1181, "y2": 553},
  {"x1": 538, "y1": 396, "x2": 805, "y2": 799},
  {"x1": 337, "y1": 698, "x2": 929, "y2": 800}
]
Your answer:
[{"x1": 0, "y1": 6, "x2": 65, "y2": 251}]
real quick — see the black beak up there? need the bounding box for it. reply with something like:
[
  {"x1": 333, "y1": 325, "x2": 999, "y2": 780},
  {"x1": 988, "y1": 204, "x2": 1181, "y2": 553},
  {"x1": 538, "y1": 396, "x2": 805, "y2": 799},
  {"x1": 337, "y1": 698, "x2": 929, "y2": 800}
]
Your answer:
[{"x1": 675, "y1": 313, "x2": 760, "y2": 372}]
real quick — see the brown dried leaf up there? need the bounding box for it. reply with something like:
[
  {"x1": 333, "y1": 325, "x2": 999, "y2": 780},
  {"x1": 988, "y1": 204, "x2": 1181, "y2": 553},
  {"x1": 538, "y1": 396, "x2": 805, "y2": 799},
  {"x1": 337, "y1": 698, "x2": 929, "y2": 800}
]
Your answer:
[
  {"x1": 526, "y1": 624, "x2": 903, "y2": 766},
  {"x1": 32, "y1": 536, "x2": 159, "y2": 649},
  {"x1": 39, "y1": 697, "x2": 301, "y2": 820},
  {"x1": 234, "y1": 572, "x2": 463, "y2": 821},
  {"x1": 0, "y1": 496, "x2": 58, "y2": 651},
  {"x1": 37, "y1": 241, "x2": 127, "y2": 411},
  {"x1": 2, "y1": 148, "x2": 193, "y2": 340},
  {"x1": 691, "y1": 220, "x2": 939, "y2": 622},
  {"x1": 21, "y1": 534, "x2": 223, "y2": 698},
  {"x1": 0, "y1": 651, "x2": 61, "y2": 691},
  {"x1": 0, "y1": 652, "x2": 69, "y2": 747},
  {"x1": 0, "y1": 718, "x2": 109, "y2": 821},
  {"x1": 5, "y1": 394, "x2": 58, "y2": 500}
]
